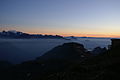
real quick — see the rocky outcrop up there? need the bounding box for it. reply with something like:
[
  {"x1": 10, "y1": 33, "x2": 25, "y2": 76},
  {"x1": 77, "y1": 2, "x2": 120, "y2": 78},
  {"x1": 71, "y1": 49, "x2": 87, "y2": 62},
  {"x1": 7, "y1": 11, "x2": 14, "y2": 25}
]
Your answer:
[
  {"x1": 91, "y1": 47, "x2": 107, "y2": 54},
  {"x1": 36, "y1": 42, "x2": 91, "y2": 61},
  {"x1": 2, "y1": 40, "x2": 120, "y2": 80},
  {"x1": 0, "y1": 42, "x2": 91, "y2": 80},
  {"x1": 0, "y1": 61, "x2": 13, "y2": 70},
  {"x1": 111, "y1": 39, "x2": 120, "y2": 48}
]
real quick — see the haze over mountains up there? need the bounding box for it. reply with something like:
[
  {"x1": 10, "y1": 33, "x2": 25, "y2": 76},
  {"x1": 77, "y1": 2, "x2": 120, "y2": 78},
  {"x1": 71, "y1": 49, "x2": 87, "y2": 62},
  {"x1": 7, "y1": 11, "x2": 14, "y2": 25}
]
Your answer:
[
  {"x1": 0, "y1": 30, "x2": 63, "y2": 39},
  {"x1": 1, "y1": 30, "x2": 118, "y2": 39}
]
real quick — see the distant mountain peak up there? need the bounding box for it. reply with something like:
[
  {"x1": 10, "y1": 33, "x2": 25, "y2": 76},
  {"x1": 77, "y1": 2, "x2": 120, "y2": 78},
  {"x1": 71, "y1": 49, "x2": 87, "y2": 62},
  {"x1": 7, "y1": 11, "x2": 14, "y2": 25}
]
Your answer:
[{"x1": 0, "y1": 30, "x2": 64, "y2": 39}]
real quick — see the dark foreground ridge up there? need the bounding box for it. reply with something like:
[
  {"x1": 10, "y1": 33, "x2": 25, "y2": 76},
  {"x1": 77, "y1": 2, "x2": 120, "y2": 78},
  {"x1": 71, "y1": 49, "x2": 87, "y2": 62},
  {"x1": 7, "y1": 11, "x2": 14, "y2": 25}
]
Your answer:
[
  {"x1": 36, "y1": 42, "x2": 91, "y2": 61},
  {"x1": 0, "y1": 30, "x2": 64, "y2": 39},
  {"x1": 0, "y1": 39, "x2": 120, "y2": 80}
]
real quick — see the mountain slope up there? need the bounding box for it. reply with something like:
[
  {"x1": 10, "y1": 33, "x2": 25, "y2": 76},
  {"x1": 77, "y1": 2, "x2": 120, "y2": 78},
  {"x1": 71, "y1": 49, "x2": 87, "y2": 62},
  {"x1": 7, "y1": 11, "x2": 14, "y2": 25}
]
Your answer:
[{"x1": 1, "y1": 41, "x2": 120, "y2": 80}]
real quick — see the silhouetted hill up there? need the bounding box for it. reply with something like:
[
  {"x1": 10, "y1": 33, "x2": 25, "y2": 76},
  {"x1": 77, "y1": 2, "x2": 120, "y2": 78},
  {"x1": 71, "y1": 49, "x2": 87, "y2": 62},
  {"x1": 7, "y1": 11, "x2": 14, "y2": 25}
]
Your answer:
[
  {"x1": 0, "y1": 61, "x2": 13, "y2": 70},
  {"x1": 0, "y1": 42, "x2": 91, "y2": 80},
  {"x1": 91, "y1": 47, "x2": 107, "y2": 55},
  {"x1": 0, "y1": 30, "x2": 64, "y2": 39},
  {"x1": 36, "y1": 42, "x2": 91, "y2": 61},
  {"x1": 71, "y1": 40, "x2": 120, "y2": 80},
  {"x1": 1, "y1": 39, "x2": 120, "y2": 80}
]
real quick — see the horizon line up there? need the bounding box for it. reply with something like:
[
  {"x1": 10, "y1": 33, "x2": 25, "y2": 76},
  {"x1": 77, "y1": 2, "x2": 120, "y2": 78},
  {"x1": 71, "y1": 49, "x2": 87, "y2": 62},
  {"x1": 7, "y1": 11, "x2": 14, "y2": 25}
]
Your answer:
[{"x1": 0, "y1": 30, "x2": 120, "y2": 38}]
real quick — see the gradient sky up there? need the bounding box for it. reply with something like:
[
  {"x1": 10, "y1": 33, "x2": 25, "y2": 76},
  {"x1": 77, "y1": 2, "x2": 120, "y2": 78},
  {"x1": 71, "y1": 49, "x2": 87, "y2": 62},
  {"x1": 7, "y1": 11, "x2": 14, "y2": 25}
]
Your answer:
[{"x1": 0, "y1": 0, "x2": 120, "y2": 37}]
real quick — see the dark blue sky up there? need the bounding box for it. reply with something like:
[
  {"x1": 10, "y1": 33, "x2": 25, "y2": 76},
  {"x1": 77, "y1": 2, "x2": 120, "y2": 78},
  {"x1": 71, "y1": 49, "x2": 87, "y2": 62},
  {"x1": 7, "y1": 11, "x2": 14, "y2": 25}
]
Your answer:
[{"x1": 0, "y1": 0, "x2": 120, "y2": 37}]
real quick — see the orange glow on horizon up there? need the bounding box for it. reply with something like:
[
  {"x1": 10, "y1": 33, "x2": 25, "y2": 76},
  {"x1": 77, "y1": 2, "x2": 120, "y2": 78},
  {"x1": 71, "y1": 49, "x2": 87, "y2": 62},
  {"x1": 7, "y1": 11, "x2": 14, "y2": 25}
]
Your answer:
[
  {"x1": 27, "y1": 32, "x2": 120, "y2": 38},
  {"x1": 0, "y1": 27, "x2": 120, "y2": 38}
]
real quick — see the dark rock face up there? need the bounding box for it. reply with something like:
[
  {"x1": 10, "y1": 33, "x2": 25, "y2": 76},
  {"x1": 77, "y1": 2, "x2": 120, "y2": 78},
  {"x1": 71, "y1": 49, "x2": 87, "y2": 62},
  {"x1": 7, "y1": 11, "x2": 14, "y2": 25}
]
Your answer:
[
  {"x1": 0, "y1": 61, "x2": 13, "y2": 70},
  {"x1": 37, "y1": 42, "x2": 90, "y2": 61},
  {"x1": 111, "y1": 39, "x2": 120, "y2": 48},
  {"x1": 1, "y1": 40, "x2": 120, "y2": 80},
  {"x1": 0, "y1": 42, "x2": 91, "y2": 80},
  {"x1": 91, "y1": 47, "x2": 107, "y2": 54}
]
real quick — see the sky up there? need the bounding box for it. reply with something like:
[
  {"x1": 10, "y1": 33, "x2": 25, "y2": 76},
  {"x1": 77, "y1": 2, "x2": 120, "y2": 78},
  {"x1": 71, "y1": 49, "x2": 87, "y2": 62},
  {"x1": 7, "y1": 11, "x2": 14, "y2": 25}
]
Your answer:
[{"x1": 0, "y1": 0, "x2": 120, "y2": 37}]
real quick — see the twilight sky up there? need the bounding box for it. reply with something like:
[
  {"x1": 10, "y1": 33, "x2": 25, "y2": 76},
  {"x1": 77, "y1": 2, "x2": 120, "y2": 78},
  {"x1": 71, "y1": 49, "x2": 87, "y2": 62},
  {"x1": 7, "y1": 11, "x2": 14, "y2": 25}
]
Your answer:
[{"x1": 0, "y1": 0, "x2": 120, "y2": 37}]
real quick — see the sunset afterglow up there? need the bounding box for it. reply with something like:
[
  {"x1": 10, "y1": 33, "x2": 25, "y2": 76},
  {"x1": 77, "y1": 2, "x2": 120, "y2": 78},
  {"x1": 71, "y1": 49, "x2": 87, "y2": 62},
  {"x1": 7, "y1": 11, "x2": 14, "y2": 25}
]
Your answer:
[{"x1": 0, "y1": 0, "x2": 120, "y2": 38}]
